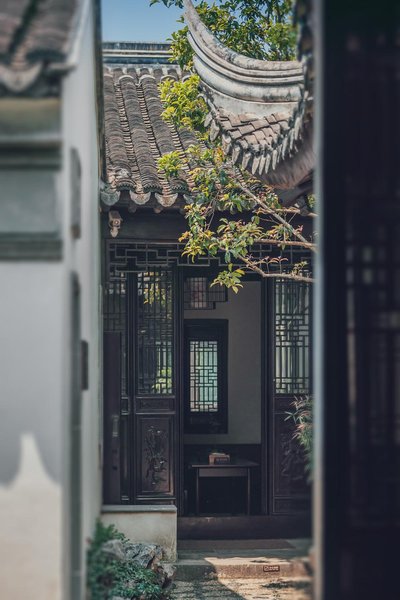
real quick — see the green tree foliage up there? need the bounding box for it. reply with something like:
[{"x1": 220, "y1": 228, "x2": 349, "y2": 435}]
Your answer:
[
  {"x1": 159, "y1": 74, "x2": 207, "y2": 133},
  {"x1": 151, "y1": 0, "x2": 315, "y2": 288},
  {"x1": 159, "y1": 146, "x2": 315, "y2": 289},
  {"x1": 151, "y1": 0, "x2": 296, "y2": 67}
]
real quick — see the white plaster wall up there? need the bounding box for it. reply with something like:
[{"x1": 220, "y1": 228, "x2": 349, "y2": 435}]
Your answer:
[
  {"x1": 0, "y1": 264, "x2": 65, "y2": 599},
  {"x1": 101, "y1": 507, "x2": 177, "y2": 561},
  {"x1": 0, "y1": 4, "x2": 100, "y2": 599},
  {"x1": 184, "y1": 281, "x2": 262, "y2": 445},
  {"x1": 62, "y1": 3, "x2": 101, "y2": 596}
]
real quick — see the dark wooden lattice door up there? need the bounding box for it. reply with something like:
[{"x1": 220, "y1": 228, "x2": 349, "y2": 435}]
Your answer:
[
  {"x1": 103, "y1": 266, "x2": 180, "y2": 506},
  {"x1": 267, "y1": 279, "x2": 312, "y2": 515}
]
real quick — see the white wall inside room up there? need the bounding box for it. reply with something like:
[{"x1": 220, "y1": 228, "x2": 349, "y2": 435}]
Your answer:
[{"x1": 184, "y1": 281, "x2": 261, "y2": 445}]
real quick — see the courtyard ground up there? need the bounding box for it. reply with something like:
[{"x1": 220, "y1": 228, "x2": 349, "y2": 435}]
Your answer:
[
  {"x1": 172, "y1": 539, "x2": 312, "y2": 599},
  {"x1": 171, "y1": 577, "x2": 311, "y2": 599}
]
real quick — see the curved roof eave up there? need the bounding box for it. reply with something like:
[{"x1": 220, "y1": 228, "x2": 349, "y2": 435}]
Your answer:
[{"x1": 183, "y1": 0, "x2": 314, "y2": 188}]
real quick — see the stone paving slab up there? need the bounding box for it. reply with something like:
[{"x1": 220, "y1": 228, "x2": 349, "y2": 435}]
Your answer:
[
  {"x1": 175, "y1": 556, "x2": 309, "y2": 581},
  {"x1": 171, "y1": 578, "x2": 312, "y2": 599}
]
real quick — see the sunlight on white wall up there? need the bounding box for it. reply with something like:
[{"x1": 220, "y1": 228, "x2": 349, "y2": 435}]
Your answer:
[{"x1": 0, "y1": 434, "x2": 62, "y2": 600}]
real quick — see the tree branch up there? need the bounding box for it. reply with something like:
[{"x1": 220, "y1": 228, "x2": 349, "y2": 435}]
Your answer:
[
  {"x1": 231, "y1": 175, "x2": 317, "y2": 252},
  {"x1": 238, "y1": 254, "x2": 314, "y2": 283},
  {"x1": 258, "y1": 238, "x2": 317, "y2": 251}
]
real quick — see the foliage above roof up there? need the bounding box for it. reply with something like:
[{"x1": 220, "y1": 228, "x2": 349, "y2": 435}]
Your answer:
[{"x1": 151, "y1": 0, "x2": 296, "y2": 65}]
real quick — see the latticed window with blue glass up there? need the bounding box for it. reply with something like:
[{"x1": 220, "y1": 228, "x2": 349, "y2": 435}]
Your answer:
[
  {"x1": 184, "y1": 320, "x2": 228, "y2": 433},
  {"x1": 274, "y1": 280, "x2": 311, "y2": 395},
  {"x1": 189, "y1": 339, "x2": 219, "y2": 412}
]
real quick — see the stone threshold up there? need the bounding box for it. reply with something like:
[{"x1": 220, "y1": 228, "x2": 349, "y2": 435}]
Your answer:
[
  {"x1": 175, "y1": 555, "x2": 310, "y2": 581},
  {"x1": 102, "y1": 504, "x2": 177, "y2": 513}
]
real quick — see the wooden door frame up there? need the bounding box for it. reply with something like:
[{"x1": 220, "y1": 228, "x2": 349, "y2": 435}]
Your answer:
[
  {"x1": 102, "y1": 236, "x2": 311, "y2": 525},
  {"x1": 261, "y1": 278, "x2": 270, "y2": 516}
]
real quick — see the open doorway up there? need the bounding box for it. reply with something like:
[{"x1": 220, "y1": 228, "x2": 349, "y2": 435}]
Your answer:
[{"x1": 182, "y1": 278, "x2": 263, "y2": 518}]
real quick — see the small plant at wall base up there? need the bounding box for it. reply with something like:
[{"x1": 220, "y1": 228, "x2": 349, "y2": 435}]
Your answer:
[
  {"x1": 87, "y1": 521, "x2": 171, "y2": 599},
  {"x1": 285, "y1": 395, "x2": 313, "y2": 481}
]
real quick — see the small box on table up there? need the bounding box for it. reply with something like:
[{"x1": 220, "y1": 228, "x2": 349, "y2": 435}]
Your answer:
[{"x1": 209, "y1": 452, "x2": 231, "y2": 465}]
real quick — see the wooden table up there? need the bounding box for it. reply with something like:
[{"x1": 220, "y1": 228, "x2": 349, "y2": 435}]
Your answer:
[{"x1": 190, "y1": 459, "x2": 259, "y2": 516}]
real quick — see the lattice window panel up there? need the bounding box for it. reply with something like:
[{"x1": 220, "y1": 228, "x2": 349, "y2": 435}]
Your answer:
[
  {"x1": 104, "y1": 271, "x2": 129, "y2": 400},
  {"x1": 346, "y1": 220, "x2": 400, "y2": 522},
  {"x1": 137, "y1": 270, "x2": 174, "y2": 395},
  {"x1": 274, "y1": 280, "x2": 311, "y2": 395},
  {"x1": 184, "y1": 277, "x2": 227, "y2": 310},
  {"x1": 105, "y1": 241, "x2": 311, "y2": 278},
  {"x1": 189, "y1": 340, "x2": 219, "y2": 412}
]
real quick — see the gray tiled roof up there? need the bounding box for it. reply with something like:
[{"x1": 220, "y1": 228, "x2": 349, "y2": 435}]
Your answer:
[
  {"x1": 0, "y1": 0, "x2": 78, "y2": 95},
  {"x1": 206, "y1": 107, "x2": 306, "y2": 180},
  {"x1": 104, "y1": 65, "x2": 199, "y2": 209}
]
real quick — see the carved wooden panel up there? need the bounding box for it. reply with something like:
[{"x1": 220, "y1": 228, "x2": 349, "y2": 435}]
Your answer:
[
  {"x1": 136, "y1": 416, "x2": 175, "y2": 499},
  {"x1": 136, "y1": 397, "x2": 175, "y2": 413}
]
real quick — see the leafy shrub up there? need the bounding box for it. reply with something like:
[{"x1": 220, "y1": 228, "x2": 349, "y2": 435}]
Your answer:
[
  {"x1": 286, "y1": 395, "x2": 313, "y2": 480},
  {"x1": 87, "y1": 521, "x2": 168, "y2": 599}
]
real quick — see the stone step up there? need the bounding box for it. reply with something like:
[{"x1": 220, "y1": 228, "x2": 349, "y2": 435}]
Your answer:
[{"x1": 175, "y1": 555, "x2": 310, "y2": 581}]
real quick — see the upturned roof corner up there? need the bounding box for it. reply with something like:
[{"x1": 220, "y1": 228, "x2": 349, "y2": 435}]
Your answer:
[{"x1": 182, "y1": 0, "x2": 314, "y2": 189}]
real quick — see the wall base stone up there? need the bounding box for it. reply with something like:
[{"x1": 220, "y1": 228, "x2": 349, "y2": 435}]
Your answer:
[{"x1": 101, "y1": 505, "x2": 177, "y2": 561}]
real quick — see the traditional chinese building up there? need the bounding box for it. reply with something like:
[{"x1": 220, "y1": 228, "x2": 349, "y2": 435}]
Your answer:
[{"x1": 100, "y1": 25, "x2": 314, "y2": 556}]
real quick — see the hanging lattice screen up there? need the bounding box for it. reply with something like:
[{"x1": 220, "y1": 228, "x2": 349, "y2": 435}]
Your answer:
[
  {"x1": 346, "y1": 222, "x2": 400, "y2": 522},
  {"x1": 184, "y1": 320, "x2": 227, "y2": 433},
  {"x1": 274, "y1": 280, "x2": 311, "y2": 395},
  {"x1": 137, "y1": 270, "x2": 174, "y2": 395}
]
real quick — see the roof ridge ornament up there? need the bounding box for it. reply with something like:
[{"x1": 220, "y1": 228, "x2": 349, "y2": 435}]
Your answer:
[{"x1": 100, "y1": 180, "x2": 119, "y2": 207}]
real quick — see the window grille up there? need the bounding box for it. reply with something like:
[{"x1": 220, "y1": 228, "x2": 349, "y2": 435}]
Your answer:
[
  {"x1": 184, "y1": 276, "x2": 227, "y2": 310},
  {"x1": 104, "y1": 271, "x2": 128, "y2": 399},
  {"x1": 184, "y1": 320, "x2": 228, "y2": 433},
  {"x1": 189, "y1": 340, "x2": 219, "y2": 412},
  {"x1": 274, "y1": 280, "x2": 311, "y2": 395}
]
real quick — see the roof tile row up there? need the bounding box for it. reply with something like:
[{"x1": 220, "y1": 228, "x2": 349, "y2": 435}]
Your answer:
[{"x1": 104, "y1": 66, "x2": 199, "y2": 209}]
